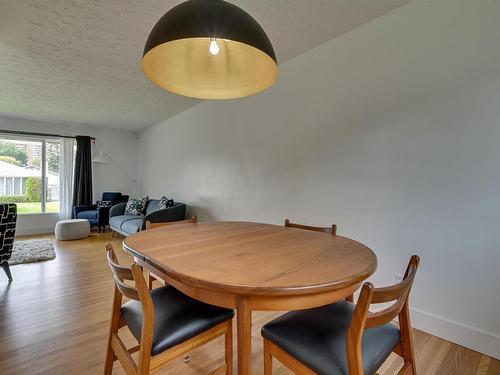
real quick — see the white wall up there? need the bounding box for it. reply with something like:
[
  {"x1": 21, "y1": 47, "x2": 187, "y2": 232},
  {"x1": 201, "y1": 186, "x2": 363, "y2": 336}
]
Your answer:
[
  {"x1": 138, "y1": 0, "x2": 500, "y2": 358},
  {"x1": 0, "y1": 116, "x2": 138, "y2": 235}
]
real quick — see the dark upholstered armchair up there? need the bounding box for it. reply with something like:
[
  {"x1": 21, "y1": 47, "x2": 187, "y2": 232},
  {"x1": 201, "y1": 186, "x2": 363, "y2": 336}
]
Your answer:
[
  {"x1": 73, "y1": 192, "x2": 129, "y2": 232},
  {"x1": 0, "y1": 203, "x2": 17, "y2": 282}
]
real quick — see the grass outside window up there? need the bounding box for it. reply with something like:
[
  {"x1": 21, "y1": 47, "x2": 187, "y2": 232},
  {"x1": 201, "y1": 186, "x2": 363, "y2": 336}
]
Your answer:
[{"x1": 15, "y1": 201, "x2": 60, "y2": 214}]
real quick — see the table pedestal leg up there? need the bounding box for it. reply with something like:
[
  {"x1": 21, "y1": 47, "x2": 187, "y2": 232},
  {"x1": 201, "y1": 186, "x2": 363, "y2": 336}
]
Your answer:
[{"x1": 237, "y1": 297, "x2": 252, "y2": 375}]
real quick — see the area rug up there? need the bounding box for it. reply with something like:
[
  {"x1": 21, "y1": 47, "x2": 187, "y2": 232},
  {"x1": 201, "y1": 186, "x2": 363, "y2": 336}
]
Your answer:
[{"x1": 8, "y1": 238, "x2": 56, "y2": 265}]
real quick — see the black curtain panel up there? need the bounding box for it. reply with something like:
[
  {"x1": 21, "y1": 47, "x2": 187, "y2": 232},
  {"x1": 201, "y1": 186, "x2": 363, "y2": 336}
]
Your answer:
[{"x1": 72, "y1": 136, "x2": 93, "y2": 211}]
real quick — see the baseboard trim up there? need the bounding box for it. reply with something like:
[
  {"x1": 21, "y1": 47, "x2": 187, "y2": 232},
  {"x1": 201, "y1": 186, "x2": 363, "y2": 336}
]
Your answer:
[
  {"x1": 411, "y1": 307, "x2": 500, "y2": 359},
  {"x1": 16, "y1": 225, "x2": 55, "y2": 236}
]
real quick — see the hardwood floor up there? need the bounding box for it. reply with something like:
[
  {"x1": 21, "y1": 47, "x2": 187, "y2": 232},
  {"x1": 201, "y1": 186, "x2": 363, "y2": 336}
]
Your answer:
[{"x1": 0, "y1": 232, "x2": 498, "y2": 375}]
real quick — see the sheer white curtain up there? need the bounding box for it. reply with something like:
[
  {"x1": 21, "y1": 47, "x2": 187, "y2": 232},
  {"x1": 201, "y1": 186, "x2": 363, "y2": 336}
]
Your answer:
[{"x1": 60, "y1": 138, "x2": 76, "y2": 219}]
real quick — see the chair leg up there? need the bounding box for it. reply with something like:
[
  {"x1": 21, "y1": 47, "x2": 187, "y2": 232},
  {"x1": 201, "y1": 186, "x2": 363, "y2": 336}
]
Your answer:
[
  {"x1": 148, "y1": 274, "x2": 154, "y2": 290},
  {"x1": 104, "y1": 288, "x2": 122, "y2": 375},
  {"x1": 1, "y1": 262, "x2": 13, "y2": 282},
  {"x1": 225, "y1": 320, "x2": 233, "y2": 375},
  {"x1": 144, "y1": 268, "x2": 155, "y2": 290},
  {"x1": 111, "y1": 230, "x2": 115, "y2": 238},
  {"x1": 103, "y1": 341, "x2": 115, "y2": 375},
  {"x1": 263, "y1": 339, "x2": 273, "y2": 375},
  {"x1": 399, "y1": 303, "x2": 417, "y2": 374}
]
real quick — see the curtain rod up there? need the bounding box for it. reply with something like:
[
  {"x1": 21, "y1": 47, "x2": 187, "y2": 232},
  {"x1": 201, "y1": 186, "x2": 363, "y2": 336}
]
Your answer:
[{"x1": 0, "y1": 129, "x2": 95, "y2": 141}]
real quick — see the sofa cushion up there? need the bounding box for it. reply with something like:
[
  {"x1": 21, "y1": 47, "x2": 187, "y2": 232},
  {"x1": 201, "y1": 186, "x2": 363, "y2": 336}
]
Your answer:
[
  {"x1": 77, "y1": 210, "x2": 98, "y2": 220},
  {"x1": 145, "y1": 199, "x2": 160, "y2": 215},
  {"x1": 109, "y1": 215, "x2": 142, "y2": 231},
  {"x1": 121, "y1": 218, "x2": 143, "y2": 234}
]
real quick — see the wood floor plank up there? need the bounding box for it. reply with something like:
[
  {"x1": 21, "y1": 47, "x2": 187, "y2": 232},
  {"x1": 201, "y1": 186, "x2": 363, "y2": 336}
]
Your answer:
[
  {"x1": 0, "y1": 232, "x2": 497, "y2": 375},
  {"x1": 436, "y1": 342, "x2": 482, "y2": 375},
  {"x1": 476, "y1": 356, "x2": 490, "y2": 375},
  {"x1": 486, "y1": 357, "x2": 500, "y2": 375}
]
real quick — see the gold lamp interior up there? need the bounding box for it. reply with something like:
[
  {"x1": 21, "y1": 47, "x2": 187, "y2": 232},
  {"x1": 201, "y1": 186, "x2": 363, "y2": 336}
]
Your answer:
[{"x1": 142, "y1": 38, "x2": 279, "y2": 100}]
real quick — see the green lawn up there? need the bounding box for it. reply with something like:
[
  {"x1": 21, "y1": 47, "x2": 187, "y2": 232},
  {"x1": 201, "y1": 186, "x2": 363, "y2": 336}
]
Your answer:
[{"x1": 16, "y1": 201, "x2": 59, "y2": 214}]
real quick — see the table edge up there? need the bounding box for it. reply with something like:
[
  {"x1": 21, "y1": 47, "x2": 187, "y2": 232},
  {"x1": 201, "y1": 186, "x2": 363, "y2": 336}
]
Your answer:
[{"x1": 123, "y1": 239, "x2": 378, "y2": 297}]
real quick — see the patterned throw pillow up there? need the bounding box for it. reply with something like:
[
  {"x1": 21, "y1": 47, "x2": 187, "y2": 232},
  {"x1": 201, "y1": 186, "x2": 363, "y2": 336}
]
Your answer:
[
  {"x1": 96, "y1": 200, "x2": 112, "y2": 208},
  {"x1": 125, "y1": 197, "x2": 148, "y2": 215},
  {"x1": 159, "y1": 196, "x2": 174, "y2": 210}
]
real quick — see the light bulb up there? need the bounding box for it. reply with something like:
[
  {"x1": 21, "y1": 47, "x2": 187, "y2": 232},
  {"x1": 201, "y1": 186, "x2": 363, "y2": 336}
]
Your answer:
[{"x1": 209, "y1": 38, "x2": 220, "y2": 55}]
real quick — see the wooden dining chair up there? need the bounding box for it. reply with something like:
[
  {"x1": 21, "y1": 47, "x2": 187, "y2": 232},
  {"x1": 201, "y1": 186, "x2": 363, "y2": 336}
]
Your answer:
[
  {"x1": 284, "y1": 219, "x2": 351, "y2": 301},
  {"x1": 284, "y1": 218, "x2": 337, "y2": 235},
  {"x1": 145, "y1": 215, "x2": 198, "y2": 230},
  {"x1": 104, "y1": 243, "x2": 234, "y2": 375},
  {"x1": 262, "y1": 255, "x2": 420, "y2": 375},
  {"x1": 144, "y1": 216, "x2": 198, "y2": 289}
]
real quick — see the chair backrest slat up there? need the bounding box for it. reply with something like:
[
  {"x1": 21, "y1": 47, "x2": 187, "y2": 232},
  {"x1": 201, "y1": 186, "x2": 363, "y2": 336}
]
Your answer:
[
  {"x1": 106, "y1": 245, "x2": 134, "y2": 281},
  {"x1": 284, "y1": 219, "x2": 337, "y2": 235},
  {"x1": 369, "y1": 257, "x2": 418, "y2": 305},
  {"x1": 114, "y1": 276, "x2": 140, "y2": 300},
  {"x1": 370, "y1": 273, "x2": 415, "y2": 304},
  {"x1": 365, "y1": 296, "x2": 408, "y2": 328},
  {"x1": 362, "y1": 256, "x2": 419, "y2": 329},
  {"x1": 347, "y1": 255, "x2": 420, "y2": 374},
  {"x1": 146, "y1": 216, "x2": 198, "y2": 230},
  {"x1": 105, "y1": 243, "x2": 151, "y2": 304}
]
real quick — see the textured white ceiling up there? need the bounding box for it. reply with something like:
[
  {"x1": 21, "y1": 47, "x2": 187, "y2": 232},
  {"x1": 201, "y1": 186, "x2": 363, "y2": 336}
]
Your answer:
[{"x1": 0, "y1": 0, "x2": 411, "y2": 131}]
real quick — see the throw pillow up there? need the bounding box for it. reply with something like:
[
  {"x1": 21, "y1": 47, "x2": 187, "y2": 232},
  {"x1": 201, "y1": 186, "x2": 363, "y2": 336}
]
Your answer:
[
  {"x1": 125, "y1": 197, "x2": 148, "y2": 215},
  {"x1": 96, "y1": 200, "x2": 112, "y2": 208},
  {"x1": 159, "y1": 196, "x2": 174, "y2": 210}
]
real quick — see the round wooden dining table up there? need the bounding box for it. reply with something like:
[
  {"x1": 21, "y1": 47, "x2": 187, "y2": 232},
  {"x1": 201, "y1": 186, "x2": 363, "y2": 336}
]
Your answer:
[{"x1": 123, "y1": 221, "x2": 377, "y2": 375}]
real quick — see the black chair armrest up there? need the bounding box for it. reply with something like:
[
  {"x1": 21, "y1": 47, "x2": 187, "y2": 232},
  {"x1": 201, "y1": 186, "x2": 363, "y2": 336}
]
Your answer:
[
  {"x1": 73, "y1": 204, "x2": 96, "y2": 218},
  {"x1": 96, "y1": 206, "x2": 112, "y2": 226},
  {"x1": 110, "y1": 202, "x2": 127, "y2": 218},
  {"x1": 141, "y1": 204, "x2": 187, "y2": 230}
]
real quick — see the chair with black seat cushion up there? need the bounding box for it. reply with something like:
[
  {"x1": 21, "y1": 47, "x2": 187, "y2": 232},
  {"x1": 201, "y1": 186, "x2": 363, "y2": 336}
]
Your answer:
[
  {"x1": 73, "y1": 192, "x2": 128, "y2": 232},
  {"x1": 285, "y1": 219, "x2": 352, "y2": 303},
  {"x1": 0, "y1": 203, "x2": 17, "y2": 282},
  {"x1": 104, "y1": 244, "x2": 234, "y2": 375},
  {"x1": 284, "y1": 218, "x2": 337, "y2": 235},
  {"x1": 262, "y1": 255, "x2": 420, "y2": 375},
  {"x1": 144, "y1": 216, "x2": 198, "y2": 290},
  {"x1": 145, "y1": 215, "x2": 198, "y2": 230}
]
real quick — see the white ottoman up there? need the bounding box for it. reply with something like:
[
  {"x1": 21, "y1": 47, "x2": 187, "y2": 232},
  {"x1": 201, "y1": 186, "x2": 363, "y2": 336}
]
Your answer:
[{"x1": 55, "y1": 219, "x2": 90, "y2": 240}]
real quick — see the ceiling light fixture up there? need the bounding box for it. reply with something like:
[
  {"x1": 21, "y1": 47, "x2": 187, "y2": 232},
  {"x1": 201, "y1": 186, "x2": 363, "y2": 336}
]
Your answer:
[{"x1": 142, "y1": 0, "x2": 278, "y2": 100}]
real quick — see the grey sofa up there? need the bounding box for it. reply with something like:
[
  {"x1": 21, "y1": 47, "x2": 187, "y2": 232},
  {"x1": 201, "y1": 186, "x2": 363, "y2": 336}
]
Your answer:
[{"x1": 109, "y1": 199, "x2": 186, "y2": 237}]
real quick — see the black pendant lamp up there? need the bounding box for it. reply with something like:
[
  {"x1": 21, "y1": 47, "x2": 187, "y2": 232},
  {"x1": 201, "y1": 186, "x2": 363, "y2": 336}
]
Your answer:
[{"x1": 142, "y1": 0, "x2": 278, "y2": 100}]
